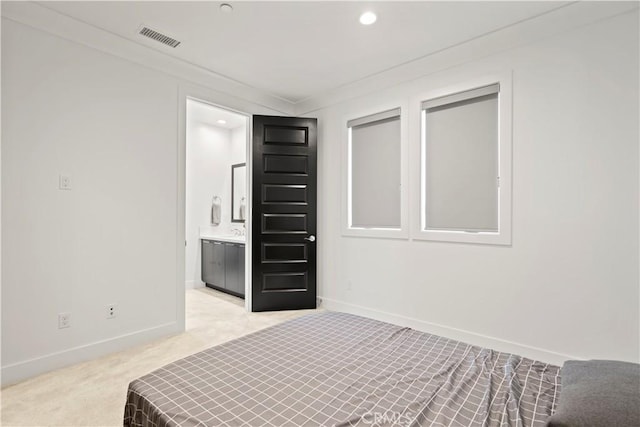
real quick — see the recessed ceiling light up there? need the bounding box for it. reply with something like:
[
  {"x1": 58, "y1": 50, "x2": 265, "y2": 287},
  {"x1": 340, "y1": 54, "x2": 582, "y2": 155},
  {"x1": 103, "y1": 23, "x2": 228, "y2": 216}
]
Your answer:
[
  {"x1": 359, "y1": 11, "x2": 377, "y2": 25},
  {"x1": 217, "y1": 119, "x2": 227, "y2": 125},
  {"x1": 220, "y1": 3, "x2": 233, "y2": 13}
]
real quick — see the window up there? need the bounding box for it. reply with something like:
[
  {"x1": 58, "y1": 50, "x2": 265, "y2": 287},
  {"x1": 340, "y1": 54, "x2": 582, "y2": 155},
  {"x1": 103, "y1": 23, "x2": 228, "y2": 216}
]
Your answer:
[
  {"x1": 343, "y1": 107, "x2": 408, "y2": 238},
  {"x1": 416, "y1": 76, "x2": 512, "y2": 245}
]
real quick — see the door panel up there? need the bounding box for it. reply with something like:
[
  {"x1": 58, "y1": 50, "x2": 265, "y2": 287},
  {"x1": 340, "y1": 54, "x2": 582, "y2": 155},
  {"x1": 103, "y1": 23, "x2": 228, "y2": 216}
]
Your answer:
[
  {"x1": 264, "y1": 126, "x2": 308, "y2": 145},
  {"x1": 262, "y1": 272, "x2": 308, "y2": 292},
  {"x1": 262, "y1": 214, "x2": 307, "y2": 234},
  {"x1": 262, "y1": 243, "x2": 308, "y2": 263},
  {"x1": 263, "y1": 155, "x2": 309, "y2": 174},
  {"x1": 252, "y1": 115, "x2": 317, "y2": 311},
  {"x1": 262, "y1": 184, "x2": 308, "y2": 204}
]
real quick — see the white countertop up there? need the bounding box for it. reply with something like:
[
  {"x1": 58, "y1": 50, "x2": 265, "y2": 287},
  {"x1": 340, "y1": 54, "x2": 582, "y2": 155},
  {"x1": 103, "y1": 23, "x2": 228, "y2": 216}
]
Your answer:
[{"x1": 200, "y1": 234, "x2": 246, "y2": 244}]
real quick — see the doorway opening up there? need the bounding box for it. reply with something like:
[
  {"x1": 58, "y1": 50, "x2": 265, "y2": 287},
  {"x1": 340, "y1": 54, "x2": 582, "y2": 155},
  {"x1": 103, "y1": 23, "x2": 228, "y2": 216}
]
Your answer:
[{"x1": 184, "y1": 98, "x2": 250, "y2": 310}]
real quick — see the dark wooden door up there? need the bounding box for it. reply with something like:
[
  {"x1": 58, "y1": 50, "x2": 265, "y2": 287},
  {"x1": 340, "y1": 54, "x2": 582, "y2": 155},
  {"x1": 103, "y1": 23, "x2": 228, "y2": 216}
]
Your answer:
[{"x1": 252, "y1": 115, "x2": 317, "y2": 311}]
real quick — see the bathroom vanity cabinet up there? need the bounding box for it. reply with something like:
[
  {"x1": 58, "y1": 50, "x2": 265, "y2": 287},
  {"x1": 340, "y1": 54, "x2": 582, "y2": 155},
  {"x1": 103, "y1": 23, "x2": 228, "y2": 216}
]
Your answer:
[{"x1": 201, "y1": 239, "x2": 245, "y2": 298}]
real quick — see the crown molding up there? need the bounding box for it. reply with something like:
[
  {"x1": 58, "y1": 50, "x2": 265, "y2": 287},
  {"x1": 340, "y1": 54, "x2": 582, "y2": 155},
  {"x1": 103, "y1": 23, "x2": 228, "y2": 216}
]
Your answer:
[
  {"x1": 1, "y1": 1, "x2": 296, "y2": 115},
  {"x1": 294, "y1": 1, "x2": 639, "y2": 115}
]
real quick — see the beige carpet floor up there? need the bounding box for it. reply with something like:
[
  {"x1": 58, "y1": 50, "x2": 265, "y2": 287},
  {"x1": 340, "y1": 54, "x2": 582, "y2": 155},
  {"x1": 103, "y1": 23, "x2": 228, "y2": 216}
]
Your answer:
[{"x1": 1, "y1": 288, "x2": 319, "y2": 426}]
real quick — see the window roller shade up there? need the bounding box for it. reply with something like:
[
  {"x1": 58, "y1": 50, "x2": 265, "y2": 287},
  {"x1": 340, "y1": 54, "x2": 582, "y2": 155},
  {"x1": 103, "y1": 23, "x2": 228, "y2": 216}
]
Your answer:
[
  {"x1": 348, "y1": 108, "x2": 401, "y2": 129},
  {"x1": 348, "y1": 108, "x2": 402, "y2": 229},
  {"x1": 422, "y1": 83, "x2": 499, "y2": 111},
  {"x1": 423, "y1": 85, "x2": 499, "y2": 232}
]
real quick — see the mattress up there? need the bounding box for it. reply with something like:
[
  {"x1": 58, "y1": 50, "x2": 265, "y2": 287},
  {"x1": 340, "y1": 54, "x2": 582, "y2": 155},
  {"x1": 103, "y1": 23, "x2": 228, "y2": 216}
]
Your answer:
[{"x1": 124, "y1": 312, "x2": 560, "y2": 426}]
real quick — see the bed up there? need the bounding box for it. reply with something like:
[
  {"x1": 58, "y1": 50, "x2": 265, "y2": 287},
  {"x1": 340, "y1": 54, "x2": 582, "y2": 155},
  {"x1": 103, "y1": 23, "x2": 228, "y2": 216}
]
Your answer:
[{"x1": 124, "y1": 312, "x2": 560, "y2": 426}]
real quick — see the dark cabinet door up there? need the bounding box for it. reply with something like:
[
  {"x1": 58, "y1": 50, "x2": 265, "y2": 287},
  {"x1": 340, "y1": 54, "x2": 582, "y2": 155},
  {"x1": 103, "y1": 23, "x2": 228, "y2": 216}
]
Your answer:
[
  {"x1": 238, "y1": 245, "x2": 245, "y2": 297},
  {"x1": 201, "y1": 240, "x2": 216, "y2": 285},
  {"x1": 225, "y1": 243, "x2": 241, "y2": 294},
  {"x1": 210, "y1": 241, "x2": 226, "y2": 288}
]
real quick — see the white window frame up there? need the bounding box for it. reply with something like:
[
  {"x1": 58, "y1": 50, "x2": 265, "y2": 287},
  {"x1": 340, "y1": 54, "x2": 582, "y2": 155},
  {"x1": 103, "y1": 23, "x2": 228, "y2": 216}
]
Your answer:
[
  {"x1": 342, "y1": 102, "x2": 409, "y2": 239},
  {"x1": 411, "y1": 72, "x2": 512, "y2": 245}
]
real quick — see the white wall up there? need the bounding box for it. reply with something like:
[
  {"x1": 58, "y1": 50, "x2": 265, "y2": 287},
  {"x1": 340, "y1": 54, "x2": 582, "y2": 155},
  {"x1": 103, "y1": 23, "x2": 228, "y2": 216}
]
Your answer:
[
  {"x1": 185, "y1": 111, "x2": 230, "y2": 288},
  {"x1": 313, "y1": 10, "x2": 639, "y2": 364},
  {"x1": 231, "y1": 127, "x2": 247, "y2": 166},
  {"x1": 1, "y1": 17, "x2": 179, "y2": 382},
  {"x1": 184, "y1": 102, "x2": 247, "y2": 288},
  {"x1": 1, "y1": 18, "x2": 275, "y2": 385}
]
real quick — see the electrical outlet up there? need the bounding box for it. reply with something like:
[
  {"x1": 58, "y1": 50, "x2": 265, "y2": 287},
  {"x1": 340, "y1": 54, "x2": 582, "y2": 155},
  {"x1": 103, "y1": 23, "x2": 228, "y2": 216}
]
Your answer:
[
  {"x1": 58, "y1": 312, "x2": 71, "y2": 329},
  {"x1": 106, "y1": 304, "x2": 117, "y2": 319},
  {"x1": 59, "y1": 175, "x2": 72, "y2": 190}
]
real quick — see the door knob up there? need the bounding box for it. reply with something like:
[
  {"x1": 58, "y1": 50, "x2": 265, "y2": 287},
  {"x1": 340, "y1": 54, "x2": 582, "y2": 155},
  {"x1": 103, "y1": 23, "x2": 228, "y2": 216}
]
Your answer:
[{"x1": 305, "y1": 235, "x2": 316, "y2": 242}]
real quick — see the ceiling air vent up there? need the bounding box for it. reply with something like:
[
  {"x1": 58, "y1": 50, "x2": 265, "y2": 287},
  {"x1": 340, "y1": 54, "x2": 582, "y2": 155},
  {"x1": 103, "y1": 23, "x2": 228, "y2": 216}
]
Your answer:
[{"x1": 138, "y1": 26, "x2": 181, "y2": 48}]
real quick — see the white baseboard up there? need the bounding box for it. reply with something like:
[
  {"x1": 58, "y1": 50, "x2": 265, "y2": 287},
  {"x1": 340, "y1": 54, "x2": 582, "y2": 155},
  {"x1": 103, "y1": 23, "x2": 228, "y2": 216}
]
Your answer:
[
  {"x1": 1, "y1": 322, "x2": 182, "y2": 387},
  {"x1": 319, "y1": 296, "x2": 579, "y2": 366},
  {"x1": 185, "y1": 280, "x2": 205, "y2": 289}
]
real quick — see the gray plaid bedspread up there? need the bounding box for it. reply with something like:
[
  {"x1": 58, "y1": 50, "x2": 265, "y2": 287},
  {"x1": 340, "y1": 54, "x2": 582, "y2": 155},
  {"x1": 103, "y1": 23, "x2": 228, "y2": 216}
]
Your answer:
[{"x1": 124, "y1": 312, "x2": 560, "y2": 426}]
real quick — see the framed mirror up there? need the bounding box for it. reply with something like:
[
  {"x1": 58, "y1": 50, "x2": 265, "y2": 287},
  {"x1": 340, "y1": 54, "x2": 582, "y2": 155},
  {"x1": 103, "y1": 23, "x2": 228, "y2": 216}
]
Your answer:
[{"x1": 232, "y1": 163, "x2": 246, "y2": 223}]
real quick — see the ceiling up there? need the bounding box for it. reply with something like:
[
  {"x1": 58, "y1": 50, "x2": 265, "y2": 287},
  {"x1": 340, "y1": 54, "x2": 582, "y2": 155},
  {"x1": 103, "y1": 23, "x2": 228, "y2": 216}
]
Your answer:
[
  {"x1": 187, "y1": 98, "x2": 247, "y2": 129},
  {"x1": 39, "y1": 1, "x2": 571, "y2": 103}
]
